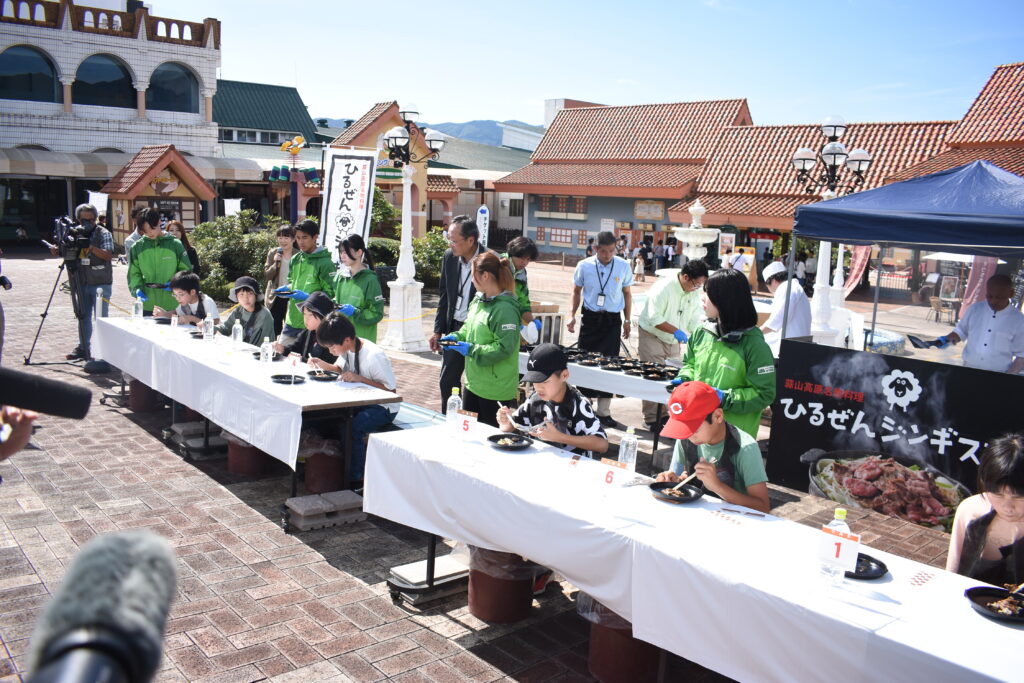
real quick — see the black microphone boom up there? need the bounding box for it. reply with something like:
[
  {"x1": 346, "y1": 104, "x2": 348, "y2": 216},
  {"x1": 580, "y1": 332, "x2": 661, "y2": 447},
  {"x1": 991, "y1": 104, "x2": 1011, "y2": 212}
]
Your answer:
[
  {"x1": 0, "y1": 367, "x2": 92, "y2": 419},
  {"x1": 27, "y1": 531, "x2": 177, "y2": 683}
]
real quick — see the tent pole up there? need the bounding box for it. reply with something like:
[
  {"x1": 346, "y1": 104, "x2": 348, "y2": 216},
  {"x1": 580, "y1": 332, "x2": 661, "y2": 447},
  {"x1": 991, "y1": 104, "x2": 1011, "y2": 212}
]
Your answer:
[
  {"x1": 781, "y1": 237, "x2": 797, "y2": 339},
  {"x1": 868, "y1": 245, "x2": 883, "y2": 349}
]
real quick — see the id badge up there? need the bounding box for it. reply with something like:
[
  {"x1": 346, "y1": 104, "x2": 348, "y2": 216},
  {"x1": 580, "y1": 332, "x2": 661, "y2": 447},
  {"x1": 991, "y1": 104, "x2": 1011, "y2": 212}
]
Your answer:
[
  {"x1": 456, "y1": 295, "x2": 464, "y2": 310},
  {"x1": 596, "y1": 294, "x2": 606, "y2": 308}
]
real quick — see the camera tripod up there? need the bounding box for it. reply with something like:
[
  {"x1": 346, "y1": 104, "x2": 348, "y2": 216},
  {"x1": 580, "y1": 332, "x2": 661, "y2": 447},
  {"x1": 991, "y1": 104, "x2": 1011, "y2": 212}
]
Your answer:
[{"x1": 23, "y1": 260, "x2": 84, "y2": 367}]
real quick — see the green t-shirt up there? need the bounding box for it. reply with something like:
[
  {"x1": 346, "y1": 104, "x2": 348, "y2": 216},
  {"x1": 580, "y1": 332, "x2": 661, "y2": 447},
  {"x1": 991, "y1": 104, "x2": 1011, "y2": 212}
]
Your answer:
[{"x1": 670, "y1": 426, "x2": 768, "y2": 496}]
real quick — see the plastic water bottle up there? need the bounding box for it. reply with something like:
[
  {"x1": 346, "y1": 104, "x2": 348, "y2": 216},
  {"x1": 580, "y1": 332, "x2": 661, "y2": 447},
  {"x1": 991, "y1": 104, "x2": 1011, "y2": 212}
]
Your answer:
[
  {"x1": 94, "y1": 288, "x2": 103, "y2": 319},
  {"x1": 202, "y1": 317, "x2": 215, "y2": 340},
  {"x1": 132, "y1": 296, "x2": 144, "y2": 321},
  {"x1": 619, "y1": 426, "x2": 638, "y2": 471},
  {"x1": 231, "y1": 319, "x2": 244, "y2": 347},
  {"x1": 260, "y1": 336, "x2": 272, "y2": 363},
  {"x1": 821, "y1": 508, "x2": 851, "y2": 586},
  {"x1": 446, "y1": 388, "x2": 462, "y2": 435}
]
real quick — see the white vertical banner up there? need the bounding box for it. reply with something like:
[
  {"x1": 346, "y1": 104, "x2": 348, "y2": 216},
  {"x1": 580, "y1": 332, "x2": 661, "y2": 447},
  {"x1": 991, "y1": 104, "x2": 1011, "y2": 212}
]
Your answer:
[
  {"x1": 320, "y1": 148, "x2": 379, "y2": 250},
  {"x1": 223, "y1": 198, "x2": 243, "y2": 216},
  {"x1": 477, "y1": 204, "x2": 490, "y2": 247}
]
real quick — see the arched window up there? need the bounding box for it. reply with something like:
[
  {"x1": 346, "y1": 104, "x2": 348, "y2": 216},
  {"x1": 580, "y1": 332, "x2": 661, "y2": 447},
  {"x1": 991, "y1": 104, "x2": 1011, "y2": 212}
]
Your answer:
[
  {"x1": 146, "y1": 62, "x2": 198, "y2": 113},
  {"x1": 91, "y1": 147, "x2": 124, "y2": 153},
  {"x1": 0, "y1": 45, "x2": 60, "y2": 103},
  {"x1": 16, "y1": 144, "x2": 50, "y2": 151},
  {"x1": 73, "y1": 54, "x2": 134, "y2": 108}
]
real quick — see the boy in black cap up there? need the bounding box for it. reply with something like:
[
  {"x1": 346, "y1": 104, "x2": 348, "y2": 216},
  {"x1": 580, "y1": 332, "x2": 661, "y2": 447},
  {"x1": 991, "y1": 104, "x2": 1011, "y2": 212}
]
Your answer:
[
  {"x1": 273, "y1": 290, "x2": 337, "y2": 365},
  {"x1": 497, "y1": 343, "x2": 608, "y2": 459}
]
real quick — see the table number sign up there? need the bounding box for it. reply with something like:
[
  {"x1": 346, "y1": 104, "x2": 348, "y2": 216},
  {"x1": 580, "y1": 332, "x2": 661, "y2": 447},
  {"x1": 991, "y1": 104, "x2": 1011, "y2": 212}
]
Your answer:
[{"x1": 818, "y1": 525, "x2": 860, "y2": 572}]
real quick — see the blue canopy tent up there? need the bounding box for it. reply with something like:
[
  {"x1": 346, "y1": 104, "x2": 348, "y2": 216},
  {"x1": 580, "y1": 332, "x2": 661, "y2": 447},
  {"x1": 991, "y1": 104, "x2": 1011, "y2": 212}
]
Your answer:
[{"x1": 782, "y1": 161, "x2": 1024, "y2": 341}]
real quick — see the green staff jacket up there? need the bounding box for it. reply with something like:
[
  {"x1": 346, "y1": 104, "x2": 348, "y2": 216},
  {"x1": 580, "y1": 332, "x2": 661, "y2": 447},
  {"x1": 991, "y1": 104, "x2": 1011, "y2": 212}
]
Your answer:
[
  {"x1": 675, "y1": 321, "x2": 776, "y2": 438},
  {"x1": 284, "y1": 247, "x2": 336, "y2": 329},
  {"x1": 332, "y1": 268, "x2": 385, "y2": 342},
  {"x1": 127, "y1": 234, "x2": 191, "y2": 312},
  {"x1": 453, "y1": 292, "x2": 521, "y2": 401}
]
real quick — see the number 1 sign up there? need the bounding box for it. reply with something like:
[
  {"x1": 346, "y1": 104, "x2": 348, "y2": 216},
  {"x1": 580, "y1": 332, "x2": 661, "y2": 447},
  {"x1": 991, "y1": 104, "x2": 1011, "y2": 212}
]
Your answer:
[{"x1": 818, "y1": 525, "x2": 860, "y2": 572}]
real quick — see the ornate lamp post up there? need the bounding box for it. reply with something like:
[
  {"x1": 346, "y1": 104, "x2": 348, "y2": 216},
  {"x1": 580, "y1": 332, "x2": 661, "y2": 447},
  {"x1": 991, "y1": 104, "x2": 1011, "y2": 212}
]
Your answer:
[
  {"x1": 791, "y1": 117, "x2": 873, "y2": 345},
  {"x1": 379, "y1": 103, "x2": 446, "y2": 352}
]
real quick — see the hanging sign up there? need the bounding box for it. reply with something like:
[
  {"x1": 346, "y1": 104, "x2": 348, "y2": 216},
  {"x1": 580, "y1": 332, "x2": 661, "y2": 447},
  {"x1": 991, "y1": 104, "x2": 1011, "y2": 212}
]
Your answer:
[{"x1": 321, "y1": 148, "x2": 378, "y2": 248}]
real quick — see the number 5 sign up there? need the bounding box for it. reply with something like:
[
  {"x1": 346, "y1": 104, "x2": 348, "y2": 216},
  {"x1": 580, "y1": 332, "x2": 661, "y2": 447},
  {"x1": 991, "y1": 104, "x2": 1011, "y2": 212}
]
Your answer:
[
  {"x1": 455, "y1": 410, "x2": 477, "y2": 438},
  {"x1": 818, "y1": 525, "x2": 860, "y2": 572}
]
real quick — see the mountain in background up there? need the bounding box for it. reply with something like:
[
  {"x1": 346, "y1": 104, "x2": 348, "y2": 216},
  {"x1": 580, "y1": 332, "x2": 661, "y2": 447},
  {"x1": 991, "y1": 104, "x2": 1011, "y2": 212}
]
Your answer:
[{"x1": 315, "y1": 118, "x2": 543, "y2": 146}]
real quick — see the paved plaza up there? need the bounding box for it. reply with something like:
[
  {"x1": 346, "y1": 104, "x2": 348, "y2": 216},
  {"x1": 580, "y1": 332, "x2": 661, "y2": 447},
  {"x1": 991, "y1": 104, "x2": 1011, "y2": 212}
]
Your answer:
[{"x1": 0, "y1": 251, "x2": 955, "y2": 682}]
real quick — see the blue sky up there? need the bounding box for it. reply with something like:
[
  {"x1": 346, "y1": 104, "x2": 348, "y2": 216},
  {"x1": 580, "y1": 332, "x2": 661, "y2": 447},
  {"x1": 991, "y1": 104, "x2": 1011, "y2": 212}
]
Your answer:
[{"x1": 158, "y1": 0, "x2": 1022, "y2": 127}]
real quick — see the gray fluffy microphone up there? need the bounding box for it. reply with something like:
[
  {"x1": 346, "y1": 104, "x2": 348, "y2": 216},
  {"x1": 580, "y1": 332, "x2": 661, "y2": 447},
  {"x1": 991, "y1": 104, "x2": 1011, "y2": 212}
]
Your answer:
[{"x1": 27, "y1": 531, "x2": 177, "y2": 683}]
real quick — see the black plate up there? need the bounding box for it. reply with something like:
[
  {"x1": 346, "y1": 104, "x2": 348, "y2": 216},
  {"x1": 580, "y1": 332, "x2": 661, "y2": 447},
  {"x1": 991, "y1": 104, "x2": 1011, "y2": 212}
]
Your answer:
[
  {"x1": 270, "y1": 374, "x2": 305, "y2": 385},
  {"x1": 487, "y1": 433, "x2": 533, "y2": 451},
  {"x1": 650, "y1": 481, "x2": 704, "y2": 504},
  {"x1": 154, "y1": 317, "x2": 171, "y2": 325},
  {"x1": 190, "y1": 331, "x2": 204, "y2": 339},
  {"x1": 578, "y1": 359, "x2": 599, "y2": 366},
  {"x1": 845, "y1": 553, "x2": 888, "y2": 580},
  {"x1": 625, "y1": 369, "x2": 644, "y2": 377},
  {"x1": 438, "y1": 339, "x2": 460, "y2": 347},
  {"x1": 965, "y1": 586, "x2": 1024, "y2": 623},
  {"x1": 907, "y1": 334, "x2": 941, "y2": 349},
  {"x1": 307, "y1": 370, "x2": 339, "y2": 382},
  {"x1": 252, "y1": 351, "x2": 283, "y2": 361}
]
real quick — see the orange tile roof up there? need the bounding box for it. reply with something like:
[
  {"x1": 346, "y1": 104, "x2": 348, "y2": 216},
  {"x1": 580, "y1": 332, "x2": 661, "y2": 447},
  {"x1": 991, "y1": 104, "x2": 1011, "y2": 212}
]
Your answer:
[
  {"x1": 333, "y1": 101, "x2": 396, "y2": 146},
  {"x1": 495, "y1": 162, "x2": 703, "y2": 189},
  {"x1": 946, "y1": 62, "x2": 1024, "y2": 147},
  {"x1": 100, "y1": 144, "x2": 215, "y2": 200},
  {"x1": 533, "y1": 99, "x2": 752, "y2": 162},
  {"x1": 670, "y1": 193, "x2": 809, "y2": 220},
  {"x1": 699, "y1": 121, "x2": 954, "y2": 198},
  {"x1": 426, "y1": 174, "x2": 459, "y2": 194},
  {"x1": 886, "y1": 146, "x2": 1024, "y2": 182}
]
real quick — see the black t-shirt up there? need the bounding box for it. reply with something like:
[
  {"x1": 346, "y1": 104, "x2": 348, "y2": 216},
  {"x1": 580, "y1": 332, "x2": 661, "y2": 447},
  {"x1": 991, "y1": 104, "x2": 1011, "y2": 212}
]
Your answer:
[{"x1": 510, "y1": 384, "x2": 606, "y2": 458}]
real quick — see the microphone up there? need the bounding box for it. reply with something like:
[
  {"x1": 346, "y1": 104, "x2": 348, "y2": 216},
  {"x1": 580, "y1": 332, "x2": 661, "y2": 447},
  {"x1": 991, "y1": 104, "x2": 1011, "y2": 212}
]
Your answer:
[
  {"x1": 0, "y1": 367, "x2": 92, "y2": 419},
  {"x1": 27, "y1": 531, "x2": 177, "y2": 683}
]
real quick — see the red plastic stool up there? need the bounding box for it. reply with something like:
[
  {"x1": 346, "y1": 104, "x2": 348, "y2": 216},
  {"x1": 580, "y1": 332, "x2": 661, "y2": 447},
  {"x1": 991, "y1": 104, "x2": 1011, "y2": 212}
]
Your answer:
[
  {"x1": 588, "y1": 621, "x2": 659, "y2": 683},
  {"x1": 467, "y1": 570, "x2": 533, "y2": 623},
  {"x1": 304, "y1": 451, "x2": 344, "y2": 493},
  {"x1": 128, "y1": 379, "x2": 161, "y2": 413},
  {"x1": 227, "y1": 442, "x2": 270, "y2": 477}
]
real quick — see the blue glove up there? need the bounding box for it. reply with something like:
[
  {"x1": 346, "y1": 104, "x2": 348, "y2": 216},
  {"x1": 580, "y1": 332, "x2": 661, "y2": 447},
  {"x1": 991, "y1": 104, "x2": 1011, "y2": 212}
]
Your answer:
[
  {"x1": 439, "y1": 334, "x2": 458, "y2": 342},
  {"x1": 290, "y1": 289, "x2": 309, "y2": 302},
  {"x1": 934, "y1": 335, "x2": 951, "y2": 349},
  {"x1": 669, "y1": 377, "x2": 683, "y2": 386},
  {"x1": 450, "y1": 341, "x2": 472, "y2": 357},
  {"x1": 533, "y1": 319, "x2": 542, "y2": 331},
  {"x1": 135, "y1": 288, "x2": 148, "y2": 302},
  {"x1": 339, "y1": 304, "x2": 357, "y2": 316},
  {"x1": 673, "y1": 329, "x2": 689, "y2": 343}
]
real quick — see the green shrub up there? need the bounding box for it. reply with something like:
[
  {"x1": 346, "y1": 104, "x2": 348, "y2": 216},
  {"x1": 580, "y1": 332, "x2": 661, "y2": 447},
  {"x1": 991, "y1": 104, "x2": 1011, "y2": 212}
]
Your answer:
[
  {"x1": 191, "y1": 210, "x2": 284, "y2": 301},
  {"x1": 368, "y1": 237, "x2": 400, "y2": 267},
  {"x1": 413, "y1": 227, "x2": 450, "y2": 287}
]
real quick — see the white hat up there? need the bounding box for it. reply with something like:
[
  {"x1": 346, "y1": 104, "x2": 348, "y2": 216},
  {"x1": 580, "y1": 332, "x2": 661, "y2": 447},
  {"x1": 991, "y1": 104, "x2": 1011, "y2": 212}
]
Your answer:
[{"x1": 762, "y1": 261, "x2": 787, "y2": 281}]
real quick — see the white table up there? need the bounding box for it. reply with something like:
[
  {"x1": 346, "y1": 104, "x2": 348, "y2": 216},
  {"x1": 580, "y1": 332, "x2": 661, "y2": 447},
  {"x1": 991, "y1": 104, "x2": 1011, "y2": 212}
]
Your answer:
[
  {"x1": 364, "y1": 425, "x2": 1018, "y2": 683},
  {"x1": 94, "y1": 317, "x2": 401, "y2": 469},
  {"x1": 518, "y1": 352, "x2": 671, "y2": 404}
]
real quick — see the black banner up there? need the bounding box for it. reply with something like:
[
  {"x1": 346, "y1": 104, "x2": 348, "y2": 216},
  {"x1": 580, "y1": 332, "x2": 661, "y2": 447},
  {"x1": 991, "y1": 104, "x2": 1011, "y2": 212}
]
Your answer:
[{"x1": 767, "y1": 340, "x2": 1024, "y2": 528}]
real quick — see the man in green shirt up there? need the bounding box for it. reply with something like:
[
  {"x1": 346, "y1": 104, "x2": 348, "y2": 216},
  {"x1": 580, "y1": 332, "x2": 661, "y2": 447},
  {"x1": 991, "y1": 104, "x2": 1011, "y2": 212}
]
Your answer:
[
  {"x1": 655, "y1": 381, "x2": 770, "y2": 513},
  {"x1": 127, "y1": 207, "x2": 191, "y2": 313},
  {"x1": 637, "y1": 259, "x2": 708, "y2": 427}
]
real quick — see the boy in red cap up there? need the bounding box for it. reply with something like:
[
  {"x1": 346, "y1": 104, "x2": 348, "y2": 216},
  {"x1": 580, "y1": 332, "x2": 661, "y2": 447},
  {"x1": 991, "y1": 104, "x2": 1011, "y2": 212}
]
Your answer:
[{"x1": 655, "y1": 381, "x2": 770, "y2": 513}]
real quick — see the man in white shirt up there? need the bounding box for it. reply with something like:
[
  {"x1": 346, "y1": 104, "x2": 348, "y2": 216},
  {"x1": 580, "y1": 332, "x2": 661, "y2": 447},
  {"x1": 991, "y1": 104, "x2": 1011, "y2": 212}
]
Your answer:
[
  {"x1": 939, "y1": 275, "x2": 1024, "y2": 374},
  {"x1": 316, "y1": 312, "x2": 398, "y2": 485},
  {"x1": 760, "y1": 261, "x2": 812, "y2": 352}
]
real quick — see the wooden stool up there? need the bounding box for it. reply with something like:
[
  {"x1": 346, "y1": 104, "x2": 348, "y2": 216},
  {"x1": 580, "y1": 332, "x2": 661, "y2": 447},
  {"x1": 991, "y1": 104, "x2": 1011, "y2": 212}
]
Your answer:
[
  {"x1": 227, "y1": 442, "x2": 270, "y2": 477},
  {"x1": 467, "y1": 569, "x2": 533, "y2": 623},
  {"x1": 588, "y1": 621, "x2": 659, "y2": 683},
  {"x1": 304, "y1": 451, "x2": 344, "y2": 493},
  {"x1": 128, "y1": 379, "x2": 161, "y2": 413}
]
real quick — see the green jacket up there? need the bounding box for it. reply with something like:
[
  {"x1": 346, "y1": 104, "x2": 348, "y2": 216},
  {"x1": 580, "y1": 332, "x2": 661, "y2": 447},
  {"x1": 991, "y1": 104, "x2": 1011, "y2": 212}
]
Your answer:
[
  {"x1": 332, "y1": 268, "x2": 385, "y2": 342},
  {"x1": 216, "y1": 306, "x2": 276, "y2": 346},
  {"x1": 127, "y1": 234, "x2": 191, "y2": 312},
  {"x1": 676, "y1": 321, "x2": 776, "y2": 438},
  {"x1": 285, "y1": 247, "x2": 336, "y2": 329},
  {"x1": 503, "y1": 253, "x2": 531, "y2": 317},
  {"x1": 454, "y1": 292, "x2": 521, "y2": 401}
]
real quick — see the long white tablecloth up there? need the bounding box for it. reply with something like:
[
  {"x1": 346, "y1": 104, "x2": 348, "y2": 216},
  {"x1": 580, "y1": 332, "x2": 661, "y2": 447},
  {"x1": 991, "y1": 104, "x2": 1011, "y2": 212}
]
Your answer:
[
  {"x1": 364, "y1": 425, "x2": 1018, "y2": 683},
  {"x1": 95, "y1": 317, "x2": 401, "y2": 468},
  {"x1": 518, "y1": 352, "x2": 671, "y2": 404}
]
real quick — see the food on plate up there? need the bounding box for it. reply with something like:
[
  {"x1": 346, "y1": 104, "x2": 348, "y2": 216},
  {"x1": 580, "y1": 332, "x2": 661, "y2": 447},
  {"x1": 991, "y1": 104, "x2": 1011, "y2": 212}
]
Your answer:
[
  {"x1": 813, "y1": 455, "x2": 964, "y2": 528},
  {"x1": 989, "y1": 591, "x2": 1024, "y2": 616},
  {"x1": 497, "y1": 437, "x2": 519, "y2": 446},
  {"x1": 664, "y1": 487, "x2": 686, "y2": 498}
]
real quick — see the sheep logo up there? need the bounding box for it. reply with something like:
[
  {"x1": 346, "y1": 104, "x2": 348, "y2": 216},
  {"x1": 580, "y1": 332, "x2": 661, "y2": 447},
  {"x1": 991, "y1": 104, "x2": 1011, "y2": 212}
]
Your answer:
[{"x1": 881, "y1": 369, "x2": 922, "y2": 411}]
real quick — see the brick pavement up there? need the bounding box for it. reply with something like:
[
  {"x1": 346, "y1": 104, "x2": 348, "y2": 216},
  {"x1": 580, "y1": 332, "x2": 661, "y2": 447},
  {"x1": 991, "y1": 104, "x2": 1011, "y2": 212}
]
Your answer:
[{"x1": 0, "y1": 250, "x2": 950, "y2": 682}]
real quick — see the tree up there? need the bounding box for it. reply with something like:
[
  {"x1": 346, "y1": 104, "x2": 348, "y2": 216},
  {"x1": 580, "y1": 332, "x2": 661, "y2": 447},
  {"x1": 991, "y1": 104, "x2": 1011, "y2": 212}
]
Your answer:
[{"x1": 371, "y1": 186, "x2": 400, "y2": 239}]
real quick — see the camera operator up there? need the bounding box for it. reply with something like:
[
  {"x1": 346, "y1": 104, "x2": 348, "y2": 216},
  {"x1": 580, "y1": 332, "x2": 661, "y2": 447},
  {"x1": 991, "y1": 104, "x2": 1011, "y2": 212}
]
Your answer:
[{"x1": 49, "y1": 203, "x2": 113, "y2": 361}]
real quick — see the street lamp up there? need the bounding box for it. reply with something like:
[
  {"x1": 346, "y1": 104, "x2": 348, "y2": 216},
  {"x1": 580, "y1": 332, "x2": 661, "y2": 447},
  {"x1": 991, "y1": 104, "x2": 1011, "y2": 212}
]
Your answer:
[
  {"x1": 378, "y1": 104, "x2": 446, "y2": 352},
  {"x1": 791, "y1": 115, "x2": 872, "y2": 195}
]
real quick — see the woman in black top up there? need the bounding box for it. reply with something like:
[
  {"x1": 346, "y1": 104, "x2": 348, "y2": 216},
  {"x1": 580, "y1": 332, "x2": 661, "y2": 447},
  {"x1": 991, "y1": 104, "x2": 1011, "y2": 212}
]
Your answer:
[{"x1": 167, "y1": 221, "x2": 200, "y2": 276}]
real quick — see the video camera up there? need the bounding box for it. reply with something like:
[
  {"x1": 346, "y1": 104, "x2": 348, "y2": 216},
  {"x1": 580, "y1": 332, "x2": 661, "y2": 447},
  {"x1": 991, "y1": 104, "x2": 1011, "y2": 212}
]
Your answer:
[{"x1": 52, "y1": 216, "x2": 93, "y2": 263}]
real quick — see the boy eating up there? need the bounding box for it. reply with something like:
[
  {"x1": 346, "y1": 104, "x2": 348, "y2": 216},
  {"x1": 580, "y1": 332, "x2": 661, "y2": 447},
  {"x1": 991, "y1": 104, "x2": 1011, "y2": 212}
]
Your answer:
[
  {"x1": 154, "y1": 270, "x2": 219, "y2": 326},
  {"x1": 497, "y1": 343, "x2": 608, "y2": 459},
  {"x1": 273, "y1": 291, "x2": 337, "y2": 365},
  {"x1": 655, "y1": 381, "x2": 771, "y2": 513}
]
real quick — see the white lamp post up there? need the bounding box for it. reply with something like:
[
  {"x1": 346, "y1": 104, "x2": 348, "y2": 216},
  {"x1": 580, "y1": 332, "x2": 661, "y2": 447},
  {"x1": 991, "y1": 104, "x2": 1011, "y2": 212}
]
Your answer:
[{"x1": 379, "y1": 105, "x2": 445, "y2": 352}]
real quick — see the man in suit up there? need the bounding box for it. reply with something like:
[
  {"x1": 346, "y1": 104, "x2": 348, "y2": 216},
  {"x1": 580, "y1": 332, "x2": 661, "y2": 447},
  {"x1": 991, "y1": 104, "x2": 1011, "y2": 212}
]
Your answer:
[{"x1": 430, "y1": 216, "x2": 488, "y2": 413}]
